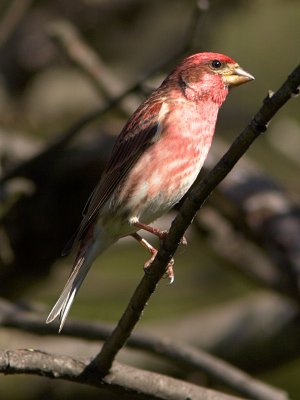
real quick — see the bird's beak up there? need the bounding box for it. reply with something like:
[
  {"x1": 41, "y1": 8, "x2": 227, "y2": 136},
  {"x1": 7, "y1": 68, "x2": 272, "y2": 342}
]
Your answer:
[{"x1": 223, "y1": 65, "x2": 255, "y2": 87}]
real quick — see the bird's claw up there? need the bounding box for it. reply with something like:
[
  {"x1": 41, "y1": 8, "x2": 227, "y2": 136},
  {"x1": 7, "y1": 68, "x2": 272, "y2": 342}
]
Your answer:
[
  {"x1": 180, "y1": 236, "x2": 187, "y2": 247},
  {"x1": 164, "y1": 259, "x2": 175, "y2": 284},
  {"x1": 143, "y1": 252, "x2": 175, "y2": 284}
]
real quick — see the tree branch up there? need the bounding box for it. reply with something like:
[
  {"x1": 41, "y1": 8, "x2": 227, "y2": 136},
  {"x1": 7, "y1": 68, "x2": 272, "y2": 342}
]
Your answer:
[
  {"x1": 48, "y1": 20, "x2": 127, "y2": 102},
  {"x1": 0, "y1": 1, "x2": 206, "y2": 183},
  {"x1": 0, "y1": 0, "x2": 34, "y2": 47},
  {"x1": 2, "y1": 292, "x2": 299, "y2": 374},
  {"x1": 0, "y1": 298, "x2": 287, "y2": 400},
  {"x1": 92, "y1": 64, "x2": 300, "y2": 374},
  {"x1": 0, "y1": 349, "x2": 242, "y2": 400}
]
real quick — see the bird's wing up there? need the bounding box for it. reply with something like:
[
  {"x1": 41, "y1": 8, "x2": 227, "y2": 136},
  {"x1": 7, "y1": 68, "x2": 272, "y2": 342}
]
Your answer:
[{"x1": 63, "y1": 97, "x2": 168, "y2": 255}]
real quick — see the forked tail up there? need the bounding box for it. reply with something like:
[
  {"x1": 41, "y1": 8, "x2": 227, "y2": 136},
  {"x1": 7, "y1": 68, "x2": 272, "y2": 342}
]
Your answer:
[{"x1": 46, "y1": 231, "x2": 112, "y2": 332}]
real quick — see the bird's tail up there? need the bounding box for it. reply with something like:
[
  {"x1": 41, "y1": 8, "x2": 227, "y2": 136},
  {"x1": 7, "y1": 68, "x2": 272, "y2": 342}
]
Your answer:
[{"x1": 46, "y1": 228, "x2": 113, "y2": 332}]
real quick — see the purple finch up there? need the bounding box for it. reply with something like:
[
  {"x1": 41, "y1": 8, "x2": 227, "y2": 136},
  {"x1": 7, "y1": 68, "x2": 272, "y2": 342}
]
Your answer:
[{"x1": 47, "y1": 52, "x2": 254, "y2": 331}]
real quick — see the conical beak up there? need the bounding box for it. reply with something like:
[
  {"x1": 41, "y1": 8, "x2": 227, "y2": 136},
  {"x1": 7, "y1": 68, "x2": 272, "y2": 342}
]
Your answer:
[{"x1": 223, "y1": 65, "x2": 255, "y2": 87}]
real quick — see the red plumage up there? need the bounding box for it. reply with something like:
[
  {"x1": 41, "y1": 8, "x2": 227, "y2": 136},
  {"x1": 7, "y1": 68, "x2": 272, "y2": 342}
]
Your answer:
[{"x1": 47, "y1": 52, "x2": 254, "y2": 331}]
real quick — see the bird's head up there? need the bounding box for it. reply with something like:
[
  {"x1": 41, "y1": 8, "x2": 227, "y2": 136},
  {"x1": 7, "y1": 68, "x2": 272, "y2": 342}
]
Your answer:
[{"x1": 165, "y1": 52, "x2": 254, "y2": 105}]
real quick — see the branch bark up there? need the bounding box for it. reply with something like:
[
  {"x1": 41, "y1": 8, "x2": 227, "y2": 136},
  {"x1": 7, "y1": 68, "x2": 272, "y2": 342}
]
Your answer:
[
  {"x1": 0, "y1": 349, "x2": 242, "y2": 400},
  {"x1": 0, "y1": 298, "x2": 288, "y2": 400},
  {"x1": 2, "y1": 292, "x2": 298, "y2": 375}
]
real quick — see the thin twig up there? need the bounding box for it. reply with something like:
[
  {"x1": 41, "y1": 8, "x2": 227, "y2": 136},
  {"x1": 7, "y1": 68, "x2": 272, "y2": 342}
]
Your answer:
[
  {"x1": 92, "y1": 64, "x2": 300, "y2": 375},
  {"x1": 0, "y1": 349, "x2": 242, "y2": 400},
  {"x1": 48, "y1": 20, "x2": 122, "y2": 100}
]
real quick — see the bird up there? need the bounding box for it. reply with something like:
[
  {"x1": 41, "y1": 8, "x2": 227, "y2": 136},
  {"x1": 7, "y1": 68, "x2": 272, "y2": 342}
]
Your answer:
[{"x1": 46, "y1": 52, "x2": 254, "y2": 331}]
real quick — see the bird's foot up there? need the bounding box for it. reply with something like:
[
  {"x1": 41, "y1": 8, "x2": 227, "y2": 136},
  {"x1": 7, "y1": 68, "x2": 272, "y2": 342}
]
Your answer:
[
  {"x1": 164, "y1": 258, "x2": 175, "y2": 284},
  {"x1": 143, "y1": 250, "x2": 175, "y2": 284},
  {"x1": 132, "y1": 232, "x2": 176, "y2": 283},
  {"x1": 180, "y1": 235, "x2": 188, "y2": 247}
]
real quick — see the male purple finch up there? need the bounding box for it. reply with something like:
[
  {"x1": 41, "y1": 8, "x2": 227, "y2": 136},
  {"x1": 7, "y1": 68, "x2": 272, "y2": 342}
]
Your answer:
[{"x1": 47, "y1": 52, "x2": 254, "y2": 331}]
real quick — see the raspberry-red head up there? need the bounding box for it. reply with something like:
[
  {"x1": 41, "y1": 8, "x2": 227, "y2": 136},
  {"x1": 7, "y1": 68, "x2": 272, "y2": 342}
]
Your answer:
[{"x1": 163, "y1": 52, "x2": 254, "y2": 105}]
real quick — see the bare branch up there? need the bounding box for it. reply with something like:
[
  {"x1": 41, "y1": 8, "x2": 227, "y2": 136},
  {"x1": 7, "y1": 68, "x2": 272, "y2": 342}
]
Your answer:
[
  {"x1": 47, "y1": 1, "x2": 207, "y2": 101},
  {"x1": 0, "y1": 349, "x2": 242, "y2": 400},
  {"x1": 92, "y1": 64, "x2": 300, "y2": 374},
  {"x1": 2, "y1": 292, "x2": 299, "y2": 373},
  {"x1": 0, "y1": 1, "x2": 207, "y2": 183},
  {"x1": 48, "y1": 20, "x2": 124, "y2": 100},
  {"x1": 0, "y1": 0, "x2": 34, "y2": 47},
  {"x1": 0, "y1": 298, "x2": 288, "y2": 400}
]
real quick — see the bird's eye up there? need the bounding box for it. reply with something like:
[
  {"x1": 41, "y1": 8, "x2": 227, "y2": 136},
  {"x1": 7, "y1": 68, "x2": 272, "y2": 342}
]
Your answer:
[{"x1": 210, "y1": 59, "x2": 223, "y2": 69}]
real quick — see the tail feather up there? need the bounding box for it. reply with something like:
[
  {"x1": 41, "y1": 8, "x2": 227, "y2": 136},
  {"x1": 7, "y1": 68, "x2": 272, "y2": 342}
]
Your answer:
[
  {"x1": 46, "y1": 256, "x2": 88, "y2": 332},
  {"x1": 46, "y1": 230, "x2": 113, "y2": 332}
]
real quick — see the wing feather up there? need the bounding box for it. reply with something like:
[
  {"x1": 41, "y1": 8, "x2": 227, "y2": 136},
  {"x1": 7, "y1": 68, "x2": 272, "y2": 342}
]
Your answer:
[{"x1": 63, "y1": 97, "x2": 167, "y2": 254}]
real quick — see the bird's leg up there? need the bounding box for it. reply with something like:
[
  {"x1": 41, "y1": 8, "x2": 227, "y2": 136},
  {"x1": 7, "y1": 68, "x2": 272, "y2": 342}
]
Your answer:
[
  {"x1": 131, "y1": 233, "x2": 175, "y2": 283},
  {"x1": 133, "y1": 221, "x2": 166, "y2": 239},
  {"x1": 133, "y1": 221, "x2": 187, "y2": 246},
  {"x1": 131, "y1": 232, "x2": 157, "y2": 257}
]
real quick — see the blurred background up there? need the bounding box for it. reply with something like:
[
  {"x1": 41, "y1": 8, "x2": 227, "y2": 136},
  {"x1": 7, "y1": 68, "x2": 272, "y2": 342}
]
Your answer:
[{"x1": 0, "y1": 0, "x2": 299, "y2": 398}]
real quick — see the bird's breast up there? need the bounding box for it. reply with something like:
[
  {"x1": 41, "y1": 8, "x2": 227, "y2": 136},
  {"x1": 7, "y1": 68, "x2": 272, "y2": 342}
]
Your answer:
[{"x1": 117, "y1": 100, "x2": 220, "y2": 223}]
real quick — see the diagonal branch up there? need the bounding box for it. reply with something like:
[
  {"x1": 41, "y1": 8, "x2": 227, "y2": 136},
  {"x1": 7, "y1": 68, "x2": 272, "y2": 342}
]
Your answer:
[
  {"x1": 92, "y1": 64, "x2": 300, "y2": 375},
  {"x1": 48, "y1": 20, "x2": 122, "y2": 100},
  {"x1": 0, "y1": 349, "x2": 243, "y2": 400},
  {"x1": 0, "y1": 0, "x2": 34, "y2": 47}
]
